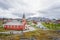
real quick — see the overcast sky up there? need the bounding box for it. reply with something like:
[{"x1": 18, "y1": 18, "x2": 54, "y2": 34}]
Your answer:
[{"x1": 0, "y1": 0, "x2": 60, "y2": 19}]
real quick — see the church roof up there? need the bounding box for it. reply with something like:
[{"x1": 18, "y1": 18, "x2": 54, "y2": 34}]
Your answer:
[{"x1": 3, "y1": 20, "x2": 22, "y2": 25}]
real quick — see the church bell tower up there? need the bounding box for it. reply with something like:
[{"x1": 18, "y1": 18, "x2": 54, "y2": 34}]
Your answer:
[
  {"x1": 22, "y1": 14, "x2": 26, "y2": 26},
  {"x1": 23, "y1": 14, "x2": 25, "y2": 19}
]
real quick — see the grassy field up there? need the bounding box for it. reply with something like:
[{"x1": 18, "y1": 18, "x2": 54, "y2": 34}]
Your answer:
[
  {"x1": 0, "y1": 20, "x2": 3, "y2": 26},
  {"x1": 42, "y1": 22, "x2": 60, "y2": 30},
  {"x1": 0, "y1": 34, "x2": 20, "y2": 40},
  {"x1": 0, "y1": 30, "x2": 60, "y2": 40},
  {"x1": 0, "y1": 20, "x2": 6, "y2": 32},
  {"x1": 0, "y1": 27, "x2": 9, "y2": 32}
]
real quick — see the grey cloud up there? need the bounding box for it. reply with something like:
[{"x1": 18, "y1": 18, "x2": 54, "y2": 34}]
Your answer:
[
  {"x1": 0, "y1": 2, "x2": 11, "y2": 9},
  {"x1": 0, "y1": 0, "x2": 27, "y2": 9},
  {"x1": 12, "y1": 13, "x2": 34, "y2": 18},
  {"x1": 0, "y1": 0, "x2": 60, "y2": 19},
  {"x1": 12, "y1": 13, "x2": 22, "y2": 17},
  {"x1": 38, "y1": 11, "x2": 47, "y2": 14},
  {"x1": 38, "y1": 2, "x2": 60, "y2": 19}
]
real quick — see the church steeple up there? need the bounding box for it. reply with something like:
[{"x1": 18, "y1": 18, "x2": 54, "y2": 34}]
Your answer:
[
  {"x1": 22, "y1": 14, "x2": 26, "y2": 26},
  {"x1": 23, "y1": 14, "x2": 25, "y2": 18}
]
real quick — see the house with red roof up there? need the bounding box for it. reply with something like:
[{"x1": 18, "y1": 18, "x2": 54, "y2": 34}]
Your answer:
[{"x1": 55, "y1": 20, "x2": 60, "y2": 23}]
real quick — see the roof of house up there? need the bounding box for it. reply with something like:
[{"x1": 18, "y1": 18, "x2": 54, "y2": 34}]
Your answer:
[
  {"x1": 56, "y1": 20, "x2": 60, "y2": 21},
  {"x1": 3, "y1": 20, "x2": 22, "y2": 25}
]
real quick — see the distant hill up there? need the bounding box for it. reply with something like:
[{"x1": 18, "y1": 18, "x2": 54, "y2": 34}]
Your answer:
[{"x1": 27, "y1": 17, "x2": 51, "y2": 22}]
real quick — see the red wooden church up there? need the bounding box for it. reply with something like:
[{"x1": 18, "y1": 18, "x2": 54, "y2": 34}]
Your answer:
[{"x1": 3, "y1": 14, "x2": 27, "y2": 30}]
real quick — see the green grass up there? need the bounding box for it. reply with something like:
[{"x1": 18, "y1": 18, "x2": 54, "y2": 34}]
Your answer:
[
  {"x1": 42, "y1": 22, "x2": 60, "y2": 30},
  {"x1": 0, "y1": 20, "x2": 3, "y2": 26},
  {"x1": 0, "y1": 34, "x2": 12, "y2": 36},
  {"x1": 0, "y1": 27, "x2": 6, "y2": 32},
  {"x1": 23, "y1": 30, "x2": 60, "y2": 40},
  {"x1": 0, "y1": 30, "x2": 60, "y2": 40},
  {"x1": 0, "y1": 26, "x2": 10, "y2": 32}
]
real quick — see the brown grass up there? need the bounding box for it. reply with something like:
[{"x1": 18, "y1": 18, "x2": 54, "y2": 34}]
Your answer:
[{"x1": 0, "y1": 30, "x2": 60, "y2": 40}]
